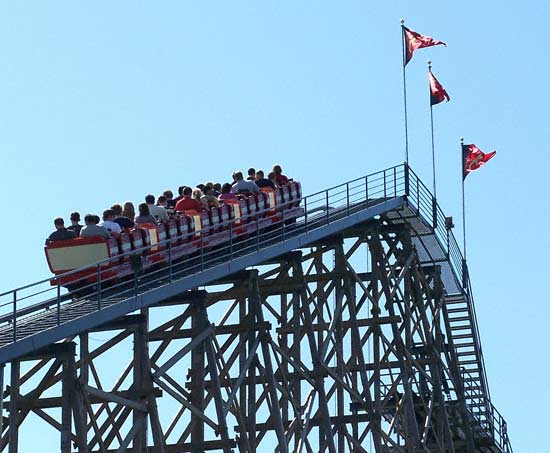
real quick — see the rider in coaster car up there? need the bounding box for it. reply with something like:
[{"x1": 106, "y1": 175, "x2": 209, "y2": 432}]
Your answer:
[
  {"x1": 175, "y1": 187, "x2": 204, "y2": 212},
  {"x1": 272, "y1": 164, "x2": 289, "y2": 186},
  {"x1": 254, "y1": 170, "x2": 276, "y2": 189},
  {"x1": 134, "y1": 203, "x2": 158, "y2": 225},
  {"x1": 231, "y1": 171, "x2": 259, "y2": 194},
  {"x1": 80, "y1": 214, "x2": 111, "y2": 239},
  {"x1": 45, "y1": 217, "x2": 77, "y2": 245}
]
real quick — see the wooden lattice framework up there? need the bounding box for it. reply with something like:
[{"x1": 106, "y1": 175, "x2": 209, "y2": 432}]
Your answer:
[{"x1": 0, "y1": 221, "x2": 481, "y2": 452}]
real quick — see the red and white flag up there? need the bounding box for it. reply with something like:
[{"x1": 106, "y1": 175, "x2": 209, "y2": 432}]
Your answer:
[
  {"x1": 462, "y1": 144, "x2": 496, "y2": 179},
  {"x1": 403, "y1": 26, "x2": 446, "y2": 65},
  {"x1": 429, "y1": 70, "x2": 450, "y2": 105}
]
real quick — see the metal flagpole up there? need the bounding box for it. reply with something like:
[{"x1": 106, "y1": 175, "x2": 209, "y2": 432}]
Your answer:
[
  {"x1": 428, "y1": 61, "x2": 437, "y2": 200},
  {"x1": 460, "y1": 137, "x2": 467, "y2": 260},
  {"x1": 401, "y1": 19, "x2": 409, "y2": 165}
]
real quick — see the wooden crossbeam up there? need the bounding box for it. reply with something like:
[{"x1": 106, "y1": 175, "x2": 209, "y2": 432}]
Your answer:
[{"x1": 91, "y1": 439, "x2": 237, "y2": 453}]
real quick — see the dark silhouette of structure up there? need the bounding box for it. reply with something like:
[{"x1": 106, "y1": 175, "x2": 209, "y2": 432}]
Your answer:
[{"x1": 0, "y1": 164, "x2": 512, "y2": 452}]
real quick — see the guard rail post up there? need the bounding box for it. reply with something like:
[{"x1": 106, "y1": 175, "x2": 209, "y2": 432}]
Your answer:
[
  {"x1": 229, "y1": 221, "x2": 233, "y2": 261},
  {"x1": 487, "y1": 401, "x2": 495, "y2": 441},
  {"x1": 432, "y1": 196, "x2": 438, "y2": 230},
  {"x1": 462, "y1": 259, "x2": 468, "y2": 293},
  {"x1": 501, "y1": 417, "x2": 508, "y2": 450},
  {"x1": 326, "y1": 191, "x2": 329, "y2": 224},
  {"x1": 12, "y1": 291, "x2": 16, "y2": 342},
  {"x1": 404, "y1": 162, "x2": 410, "y2": 197},
  {"x1": 346, "y1": 182, "x2": 350, "y2": 216},
  {"x1": 256, "y1": 215, "x2": 260, "y2": 250},
  {"x1": 416, "y1": 178, "x2": 420, "y2": 210},
  {"x1": 365, "y1": 175, "x2": 369, "y2": 202},
  {"x1": 168, "y1": 241, "x2": 173, "y2": 283},
  {"x1": 97, "y1": 263, "x2": 102, "y2": 311},
  {"x1": 446, "y1": 227, "x2": 450, "y2": 260},
  {"x1": 304, "y1": 197, "x2": 308, "y2": 231},
  {"x1": 57, "y1": 278, "x2": 62, "y2": 326},
  {"x1": 383, "y1": 171, "x2": 387, "y2": 199},
  {"x1": 282, "y1": 201, "x2": 286, "y2": 240},
  {"x1": 200, "y1": 230, "x2": 205, "y2": 272},
  {"x1": 393, "y1": 167, "x2": 397, "y2": 197}
]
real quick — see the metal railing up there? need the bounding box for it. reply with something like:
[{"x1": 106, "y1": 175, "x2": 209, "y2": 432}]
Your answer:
[
  {"x1": 0, "y1": 165, "x2": 406, "y2": 341},
  {"x1": 405, "y1": 166, "x2": 464, "y2": 286},
  {"x1": 0, "y1": 164, "x2": 490, "y2": 362},
  {"x1": 406, "y1": 167, "x2": 512, "y2": 451},
  {"x1": 0, "y1": 163, "x2": 511, "y2": 451},
  {"x1": 461, "y1": 368, "x2": 512, "y2": 452}
]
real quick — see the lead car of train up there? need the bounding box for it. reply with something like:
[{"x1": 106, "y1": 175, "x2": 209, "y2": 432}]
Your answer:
[{"x1": 44, "y1": 183, "x2": 303, "y2": 289}]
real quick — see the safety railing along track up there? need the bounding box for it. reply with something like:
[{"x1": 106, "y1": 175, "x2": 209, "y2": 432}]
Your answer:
[{"x1": 0, "y1": 163, "x2": 511, "y2": 451}]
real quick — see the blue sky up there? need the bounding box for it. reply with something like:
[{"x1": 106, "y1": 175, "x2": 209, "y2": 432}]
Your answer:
[{"x1": 0, "y1": 1, "x2": 545, "y2": 450}]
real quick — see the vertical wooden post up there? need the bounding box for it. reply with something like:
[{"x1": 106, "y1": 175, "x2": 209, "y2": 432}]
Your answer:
[
  {"x1": 334, "y1": 245, "x2": 345, "y2": 453},
  {"x1": 290, "y1": 255, "x2": 303, "y2": 451},
  {"x1": 8, "y1": 361, "x2": 19, "y2": 453},
  {"x1": 371, "y1": 235, "x2": 422, "y2": 449},
  {"x1": 249, "y1": 270, "x2": 288, "y2": 453},
  {"x1": 238, "y1": 295, "x2": 248, "y2": 452},
  {"x1": 133, "y1": 316, "x2": 148, "y2": 451},
  {"x1": 370, "y1": 235, "x2": 383, "y2": 451},
  {"x1": 280, "y1": 288, "x2": 289, "y2": 431},
  {"x1": 61, "y1": 356, "x2": 73, "y2": 453},
  {"x1": 247, "y1": 294, "x2": 257, "y2": 453},
  {"x1": 296, "y1": 259, "x2": 337, "y2": 453},
  {"x1": 191, "y1": 296, "x2": 206, "y2": 453},
  {"x1": 75, "y1": 333, "x2": 89, "y2": 453}
]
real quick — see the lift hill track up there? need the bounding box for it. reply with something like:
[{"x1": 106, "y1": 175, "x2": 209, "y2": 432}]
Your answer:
[{"x1": 0, "y1": 164, "x2": 512, "y2": 452}]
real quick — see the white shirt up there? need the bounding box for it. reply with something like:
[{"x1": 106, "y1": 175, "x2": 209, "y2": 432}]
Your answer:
[
  {"x1": 100, "y1": 220, "x2": 122, "y2": 234},
  {"x1": 148, "y1": 204, "x2": 169, "y2": 222},
  {"x1": 231, "y1": 179, "x2": 260, "y2": 194}
]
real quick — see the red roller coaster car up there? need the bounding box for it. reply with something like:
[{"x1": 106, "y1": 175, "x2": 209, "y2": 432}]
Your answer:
[{"x1": 45, "y1": 183, "x2": 303, "y2": 288}]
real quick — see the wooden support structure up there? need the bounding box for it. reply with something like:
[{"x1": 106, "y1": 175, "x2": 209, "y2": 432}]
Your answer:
[{"x1": 0, "y1": 221, "x2": 498, "y2": 451}]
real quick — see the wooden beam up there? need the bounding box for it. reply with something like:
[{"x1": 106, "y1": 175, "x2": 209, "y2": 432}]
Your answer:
[
  {"x1": 149, "y1": 321, "x2": 271, "y2": 342},
  {"x1": 89, "y1": 314, "x2": 146, "y2": 333},
  {"x1": 83, "y1": 385, "x2": 147, "y2": 412},
  {"x1": 92, "y1": 439, "x2": 237, "y2": 453},
  {"x1": 6, "y1": 388, "x2": 163, "y2": 410},
  {"x1": 19, "y1": 342, "x2": 75, "y2": 362},
  {"x1": 242, "y1": 413, "x2": 377, "y2": 432},
  {"x1": 276, "y1": 315, "x2": 401, "y2": 334}
]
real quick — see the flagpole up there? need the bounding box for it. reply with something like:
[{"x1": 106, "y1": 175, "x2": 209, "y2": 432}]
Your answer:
[
  {"x1": 428, "y1": 61, "x2": 437, "y2": 200},
  {"x1": 401, "y1": 19, "x2": 409, "y2": 165},
  {"x1": 460, "y1": 137, "x2": 467, "y2": 260}
]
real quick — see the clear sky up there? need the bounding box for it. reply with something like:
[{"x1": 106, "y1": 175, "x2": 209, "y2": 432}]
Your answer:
[{"x1": 0, "y1": 1, "x2": 544, "y2": 450}]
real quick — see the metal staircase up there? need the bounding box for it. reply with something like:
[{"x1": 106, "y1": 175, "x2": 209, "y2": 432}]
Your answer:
[
  {"x1": 446, "y1": 294, "x2": 487, "y2": 415},
  {"x1": 0, "y1": 163, "x2": 512, "y2": 451}
]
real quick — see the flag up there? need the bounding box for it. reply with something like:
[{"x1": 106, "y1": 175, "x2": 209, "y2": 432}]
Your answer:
[
  {"x1": 403, "y1": 26, "x2": 446, "y2": 65},
  {"x1": 462, "y1": 144, "x2": 496, "y2": 179},
  {"x1": 429, "y1": 70, "x2": 450, "y2": 105}
]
